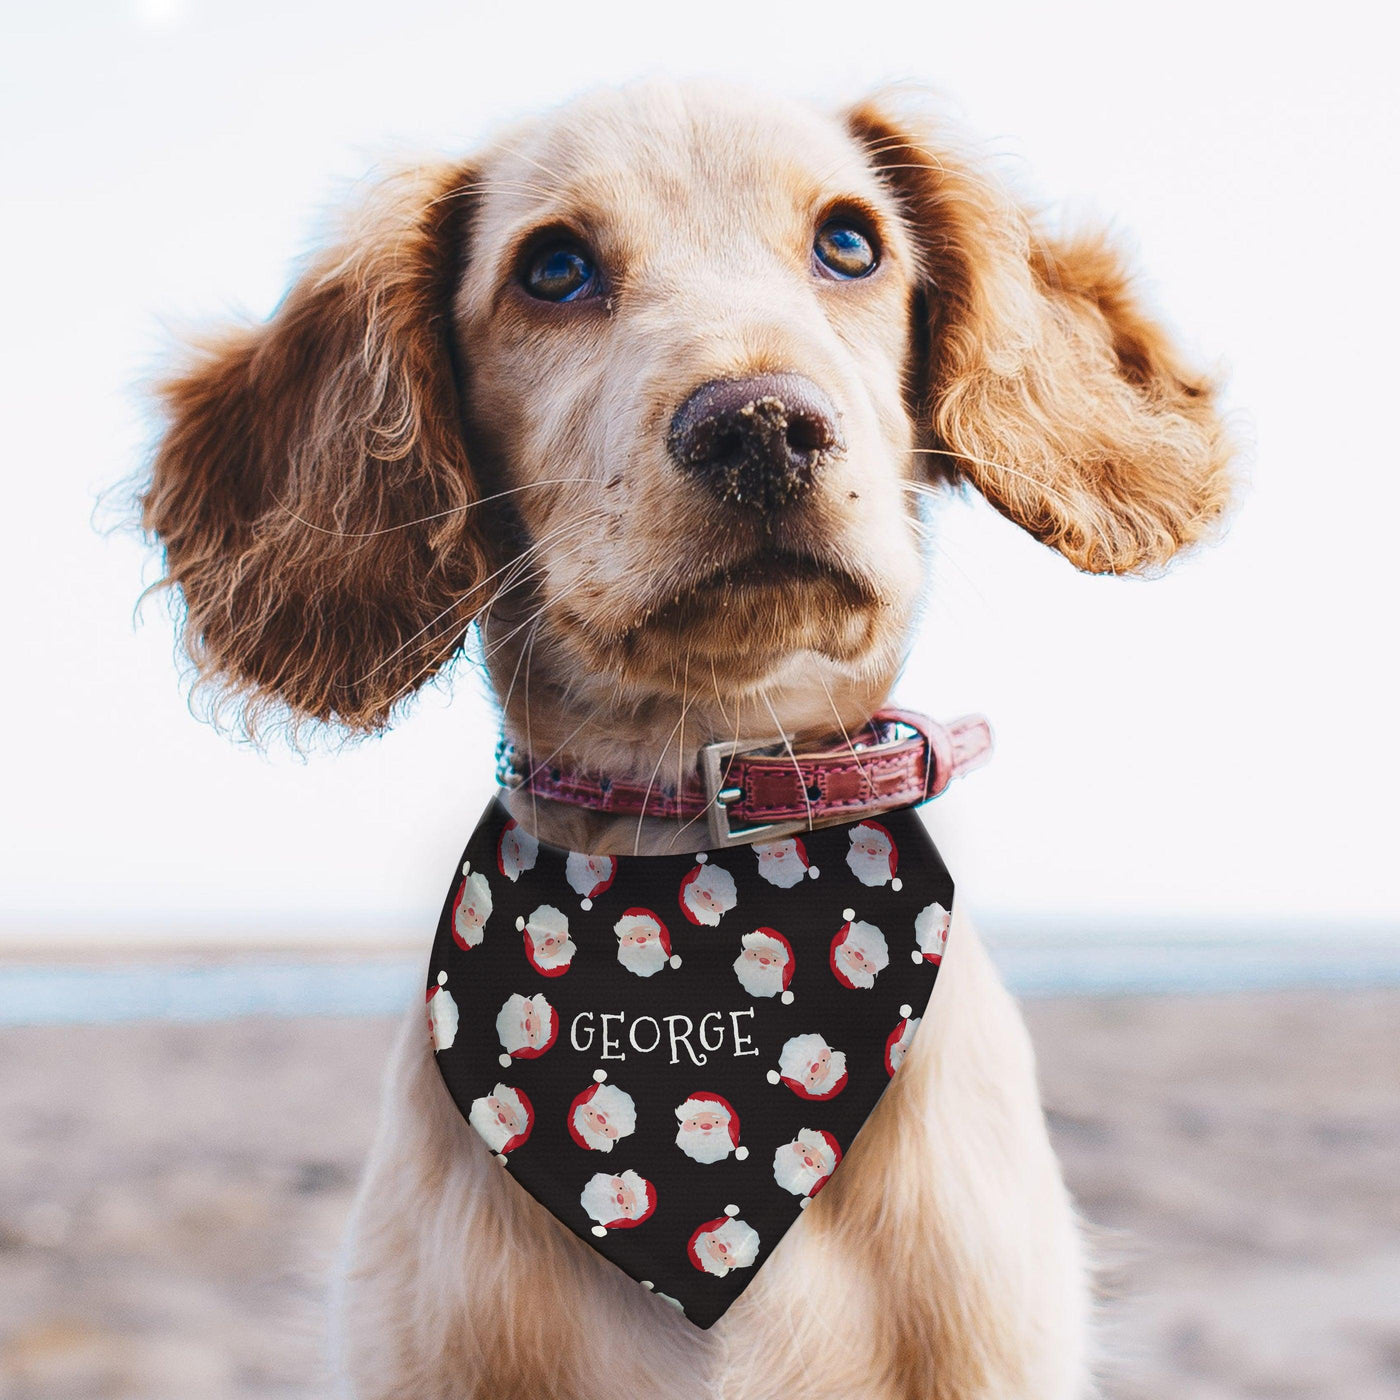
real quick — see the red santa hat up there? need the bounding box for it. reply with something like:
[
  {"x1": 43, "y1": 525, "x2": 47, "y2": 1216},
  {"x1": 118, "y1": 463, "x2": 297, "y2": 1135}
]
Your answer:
[
  {"x1": 601, "y1": 1178, "x2": 658, "y2": 1231},
  {"x1": 828, "y1": 919, "x2": 888, "y2": 989},
  {"x1": 676, "y1": 858, "x2": 736, "y2": 924},
  {"x1": 567, "y1": 851, "x2": 618, "y2": 901},
  {"x1": 506, "y1": 997, "x2": 559, "y2": 1061},
  {"x1": 615, "y1": 908, "x2": 673, "y2": 955},
  {"x1": 565, "y1": 1080, "x2": 635, "y2": 1149},
  {"x1": 742, "y1": 927, "x2": 795, "y2": 989},
  {"x1": 520, "y1": 905, "x2": 572, "y2": 978},
  {"x1": 674, "y1": 1091, "x2": 742, "y2": 1148}
]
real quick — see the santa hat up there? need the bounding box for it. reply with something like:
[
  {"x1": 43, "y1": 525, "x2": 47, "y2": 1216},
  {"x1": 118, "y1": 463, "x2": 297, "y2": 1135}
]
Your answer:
[
  {"x1": 494, "y1": 1085, "x2": 535, "y2": 1154},
  {"x1": 449, "y1": 871, "x2": 491, "y2": 950},
  {"x1": 496, "y1": 819, "x2": 537, "y2": 880},
  {"x1": 851, "y1": 821, "x2": 897, "y2": 876},
  {"x1": 614, "y1": 908, "x2": 673, "y2": 956},
  {"x1": 829, "y1": 919, "x2": 889, "y2": 988},
  {"x1": 584, "y1": 1172, "x2": 658, "y2": 1233},
  {"x1": 674, "y1": 1092, "x2": 742, "y2": 1149},
  {"x1": 741, "y1": 928, "x2": 794, "y2": 989},
  {"x1": 499, "y1": 994, "x2": 559, "y2": 1063}
]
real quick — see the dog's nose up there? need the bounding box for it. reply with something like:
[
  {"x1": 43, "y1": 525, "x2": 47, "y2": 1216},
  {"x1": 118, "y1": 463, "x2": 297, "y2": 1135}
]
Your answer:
[{"x1": 666, "y1": 373, "x2": 844, "y2": 511}]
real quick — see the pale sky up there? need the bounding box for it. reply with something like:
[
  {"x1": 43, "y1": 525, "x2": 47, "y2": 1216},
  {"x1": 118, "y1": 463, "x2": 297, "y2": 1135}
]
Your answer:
[{"x1": 3, "y1": 0, "x2": 1396, "y2": 947}]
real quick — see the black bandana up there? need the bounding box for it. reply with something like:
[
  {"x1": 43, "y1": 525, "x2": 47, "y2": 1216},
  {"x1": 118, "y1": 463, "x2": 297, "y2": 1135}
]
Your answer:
[{"x1": 426, "y1": 797, "x2": 954, "y2": 1328}]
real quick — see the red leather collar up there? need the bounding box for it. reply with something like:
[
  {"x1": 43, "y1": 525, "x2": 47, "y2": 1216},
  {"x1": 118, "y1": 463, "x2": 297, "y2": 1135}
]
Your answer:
[{"x1": 496, "y1": 709, "x2": 992, "y2": 847}]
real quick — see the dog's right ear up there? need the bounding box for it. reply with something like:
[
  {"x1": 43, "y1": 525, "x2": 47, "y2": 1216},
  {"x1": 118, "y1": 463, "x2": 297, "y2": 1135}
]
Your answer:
[{"x1": 141, "y1": 161, "x2": 490, "y2": 737}]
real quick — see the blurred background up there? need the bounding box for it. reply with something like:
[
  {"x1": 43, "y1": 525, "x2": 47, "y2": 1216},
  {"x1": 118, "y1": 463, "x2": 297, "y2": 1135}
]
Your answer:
[{"x1": 2, "y1": 1, "x2": 1396, "y2": 1397}]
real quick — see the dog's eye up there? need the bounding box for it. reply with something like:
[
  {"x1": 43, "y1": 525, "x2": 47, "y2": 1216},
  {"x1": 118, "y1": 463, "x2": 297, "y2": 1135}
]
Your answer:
[
  {"x1": 522, "y1": 242, "x2": 597, "y2": 302},
  {"x1": 814, "y1": 220, "x2": 878, "y2": 279}
]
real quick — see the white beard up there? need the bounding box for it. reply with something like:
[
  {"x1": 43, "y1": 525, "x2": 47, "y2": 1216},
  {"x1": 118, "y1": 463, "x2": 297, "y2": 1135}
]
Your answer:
[
  {"x1": 835, "y1": 947, "x2": 877, "y2": 988},
  {"x1": 495, "y1": 994, "x2": 551, "y2": 1054},
  {"x1": 675, "y1": 1123, "x2": 734, "y2": 1163},
  {"x1": 453, "y1": 912, "x2": 484, "y2": 947},
  {"x1": 580, "y1": 1170, "x2": 649, "y2": 1226},
  {"x1": 682, "y1": 865, "x2": 737, "y2": 925},
  {"x1": 566, "y1": 852, "x2": 614, "y2": 898},
  {"x1": 572, "y1": 1109, "x2": 618, "y2": 1153},
  {"x1": 756, "y1": 848, "x2": 806, "y2": 888},
  {"x1": 772, "y1": 1141, "x2": 834, "y2": 1196},
  {"x1": 694, "y1": 1219, "x2": 760, "y2": 1276},
  {"x1": 469, "y1": 1094, "x2": 522, "y2": 1152},
  {"x1": 916, "y1": 902, "x2": 950, "y2": 957},
  {"x1": 732, "y1": 955, "x2": 785, "y2": 998},
  {"x1": 845, "y1": 845, "x2": 892, "y2": 887},
  {"x1": 617, "y1": 939, "x2": 667, "y2": 977},
  {"x1": 499, "y1": 828, "x2": 537, "y2": 881},
  {"x1": 428, "y1": 989, "x2": 458, "y2": 1052},
  {"x1": 889, "y1": 1016, "x2": 920, "y2": 1072},
  {"x1": 529, "y1": 937, "x2": 576, "y2": 971},
  {"x1": 779, "y1": 1035, "x2": 847, "y2": 1096}
]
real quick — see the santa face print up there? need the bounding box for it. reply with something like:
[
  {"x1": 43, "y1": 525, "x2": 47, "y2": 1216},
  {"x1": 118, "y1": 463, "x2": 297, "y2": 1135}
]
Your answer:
[
  {"x1": 497, "y1": 819, "x2": 539, "y2": 882},
  {"x1": 426, "y1": 977, "x2": 458, "y2": 1052},
  {"x1": 829, "y1": 919, "x2": 890, "y2": 990},
  {"x1": 688, "y1": 1216, "x2": 761, "y2": 1277},
  {"x1": 451, "y1": 870, "x2": 492, "y2": 949},
  {"x1": 568, "y1": 1082, "x2": 638, "y2": 1152},
  {"x1": 885, "y1": 1015, "x2": 921, "y2": 1076},
  {"x1": 732, "y1": 928, "x2": 793, "y2": 999},
  {"x1": 772, "y1": 1129, "x2": 841, "y2": 1199},
  {"x1": 468, "y1": 1083, "x2": 533, "y2": 1155},
  {"x1": 915, "y1": 901, "x2": 951, "y2": 965},
  {"x1": 580, "y1": 1170, "x2": 657, "y2": 1231},
  {"x1": 566, "y1": 851, "x2": 618, "y2": 905},
  {"x1": 429, "y1": 797, "x2": 955, "y2": 1328},
  {"x1": 495, "y1": 992, "x2": 559, "y2": 1060},
  {"x1": 673, "y1": 1094, "x2": 744, "y2": 1164},
  {"x1": 753, "y1": 837, "x2": 809, "y2": 889},
  {"x1": 678, "y1": 860, "x2": 737, "y2": 926},
  {"x1": 776, "y1": 1032, "x2": 849, "y2": 1100},
  {"x1": 845, "y1": 822, "x2": 897, "y2": 888},
  {"x1": 520, "y1": 905, "x2": 576, "y2": 976},
  {"x1": 614, "y1": 909, "x2": 675, "y2": 978}
]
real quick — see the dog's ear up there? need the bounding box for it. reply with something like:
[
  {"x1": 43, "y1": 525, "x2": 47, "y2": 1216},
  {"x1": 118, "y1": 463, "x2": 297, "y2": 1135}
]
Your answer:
[
  {"x1": 141, "y1": 161, "x2": 491, "y2": 736},
  {"x1": 846, "y1": 98, "x2": 1235, "y2": 575}
]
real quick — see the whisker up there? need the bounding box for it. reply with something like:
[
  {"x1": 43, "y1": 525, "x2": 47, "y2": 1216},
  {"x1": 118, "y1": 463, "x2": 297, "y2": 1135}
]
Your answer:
[{"x1": 759, "y1": 689, "x2": 813, "y2": 832}]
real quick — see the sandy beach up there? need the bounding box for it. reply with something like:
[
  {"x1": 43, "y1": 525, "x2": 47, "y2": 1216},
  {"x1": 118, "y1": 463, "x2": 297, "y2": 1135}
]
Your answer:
[{"x1": 1, "y1": 989, "x2": 1395, "y2": 1399}]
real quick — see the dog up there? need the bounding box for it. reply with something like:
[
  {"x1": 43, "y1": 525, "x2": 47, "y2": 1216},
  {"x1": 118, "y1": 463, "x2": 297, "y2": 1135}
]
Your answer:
[{"x1": 140, "y1": 80, "x2": 1232, "y2": 1400}]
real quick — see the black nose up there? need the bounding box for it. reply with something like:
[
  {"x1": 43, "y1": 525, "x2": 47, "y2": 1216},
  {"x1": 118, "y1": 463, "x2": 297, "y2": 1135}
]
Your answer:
[{"x1": 666, "y1": 373, "x2": 844, "y2": 512}]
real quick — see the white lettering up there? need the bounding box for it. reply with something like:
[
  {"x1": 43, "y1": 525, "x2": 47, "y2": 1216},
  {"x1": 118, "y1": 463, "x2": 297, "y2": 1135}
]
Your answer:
[
  {"x1": 730, "y1": 1008, "x2": 758, "y2": 1057},
  {"x1": 629, "y1": 1015, "x2": 661, "y2": 1054},
  {"x1": 601, "y1": 1012, "x2": 625, "y2": 1060},
  {"x1": 666, "y1": 1013, "x2": 706, "y2": 1066},
  {"x1": 570, "y1": 1011, "x2": 595, "y2": 1052}
]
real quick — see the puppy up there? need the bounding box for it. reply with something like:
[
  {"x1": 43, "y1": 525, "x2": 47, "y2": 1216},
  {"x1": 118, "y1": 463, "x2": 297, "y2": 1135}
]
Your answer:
[{"x1": 141, "y1": 81, "x2": 1232, "y2": 1399}]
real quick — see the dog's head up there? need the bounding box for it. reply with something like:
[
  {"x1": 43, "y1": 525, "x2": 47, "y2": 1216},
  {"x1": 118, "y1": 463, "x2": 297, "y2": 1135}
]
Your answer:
[{"x1": 143, "y1": 82, "x2": 1231, "y2": 745}]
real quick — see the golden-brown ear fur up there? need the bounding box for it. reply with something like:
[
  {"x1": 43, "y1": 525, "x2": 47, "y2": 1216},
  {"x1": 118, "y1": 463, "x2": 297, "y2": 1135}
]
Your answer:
[
  {"x1": 847, "y1": 99, "x2": 1235, "y2": 575},
  {"x1": 141, "y1": 161, "x2": 489, "y2": 737}
]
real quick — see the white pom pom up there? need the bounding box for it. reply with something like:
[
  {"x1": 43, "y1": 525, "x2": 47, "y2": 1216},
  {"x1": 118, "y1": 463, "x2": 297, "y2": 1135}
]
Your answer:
[
  {"x1": 592, "y1": 1068, "x2": 608, "y2": 1083},
  {"x1": 437, "y1": 970, "x2": 448, "y2": 986},
  {"x1": 494, "y1": 1152, "x2": 508, "y2": 1164},
  {"x1": 461, "y1": 860, "x2": 471, "y2": 876},
  {"x1": 724, "y1": 1203, "x2": 739, "y2": 1217},
  {"x1": 799, "y1": 1196, "x2": 811, "y2": 1210},
  {"x1": 581, "y1": 897, "x2": 593, "y2": 911},
  {"x1": 515, "y1": 916, "x2": 526, "y2": 931},
  {"x1": 498, "y1": 1053, "x2": 512, "y2": 1067},
  {"x1": 891, "y1": 877, "x2": 903, "y2": 892},
  {"x1": 734, "y1": 1145, "x2": 749, "y2": 1161},
  {"x1": 912, "y1": 949, "x2": 923, "y2": 964},
  {"x1": 807, "y1": 865, "x2": 820, "y2": 879},
  {"x1": 766, "y1": 1070, "x2": 780, "y2": 1085},
  {"x1": 669, "y1": 954, "x2": 682, "y2": 969},
  {"x1": 695, "y1": 852, "x2": 708, "y2": 863},
  {"x1": 591, "y1": 1225, "x2": 607, "y2": 1237},
  {"x1": 899, "y1": 1003, "x2": 913, "y2": 1019},
  {"x1": 842, "y1": 908, "x2": 855, "y2": 921},
  {"x1": 641, "y1": 1279, "x2": 655, "y2": 1290},
  {"x1": 780, "y1": 990, "x2": 794, "y2": 1005}
]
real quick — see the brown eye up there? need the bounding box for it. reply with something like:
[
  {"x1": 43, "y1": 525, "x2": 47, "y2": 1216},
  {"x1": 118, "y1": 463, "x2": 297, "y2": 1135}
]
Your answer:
[
  {"x1": 814, "y1": 220, "x2": 877, "y2": 279},
  {"x1": 522, "y1": 241, "x2": 598, "y2": 301}
]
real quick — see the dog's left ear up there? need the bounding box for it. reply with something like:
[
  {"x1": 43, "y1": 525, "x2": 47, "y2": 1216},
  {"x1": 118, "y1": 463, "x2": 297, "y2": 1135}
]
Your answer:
[{"x1": 847, "y1": 99, "x2": 1236, "y2": 575}]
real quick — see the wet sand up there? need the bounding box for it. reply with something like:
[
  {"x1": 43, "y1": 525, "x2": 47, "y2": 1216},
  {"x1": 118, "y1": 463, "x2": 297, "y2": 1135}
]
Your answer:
[{"x1": 1, "y1": 990, "x2": 1396, "y2": 1398}]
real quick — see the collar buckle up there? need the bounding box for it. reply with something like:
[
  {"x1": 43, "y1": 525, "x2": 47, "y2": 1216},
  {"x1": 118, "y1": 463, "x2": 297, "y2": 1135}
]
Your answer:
[{"x1": 699, "y1": 734, "x2": 815, "y2": 849}]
